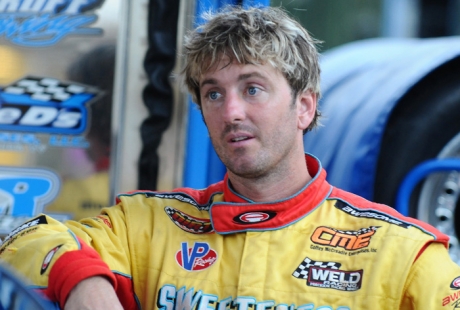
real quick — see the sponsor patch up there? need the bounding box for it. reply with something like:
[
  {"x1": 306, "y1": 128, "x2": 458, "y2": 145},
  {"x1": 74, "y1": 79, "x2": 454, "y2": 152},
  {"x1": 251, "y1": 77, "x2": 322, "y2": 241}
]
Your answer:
[
  {"x1": 452, "y1": 277, "x2": 460, "y2": 290},
  {"x1": 41, "y1": 244, "x2": 63, "y2": 275},
  {"x1": 0, "y1": 0, "x2": 105, "y2": 47},
  {"x1": 443, "y1": 291, "x2": 460, "y2": 307},
  {"x1": 0, "y1": 76, "x2": 99, "y2": 135},
  {"x1": 311, "y1": 226, "x2": 379, "y2": 251},
  {"x1": 94, "y1": 215, "x2": 112, "y2": 228},
  {"x1": 293, "y1": 257, "x2": 363, "y2": 292},
  {"x1": 157, "y1": 284, "x2": 351, "y2": 310},
  {"x1": 233, "y1": 211, "x2": 276, "y2": 224},
  {"x1": 175, "y1": 242, "x2": 217, "y2": 271},
  {"x1": 145, "y1": 192, "x2": 212, "y2": 211},
  {"x1": 165, "y1": 207, "x2": 213, "y2": 234},
  {"x1": 2, "y1": 215, "x2": 47, "y2": 243},
  {"x1": 335, "y1": 201, "x2": 411, "y2": 228}
]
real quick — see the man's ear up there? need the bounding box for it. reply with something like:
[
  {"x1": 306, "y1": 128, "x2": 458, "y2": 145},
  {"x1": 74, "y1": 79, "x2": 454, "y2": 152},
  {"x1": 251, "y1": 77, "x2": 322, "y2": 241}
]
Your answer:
[{"x1": 297, "y1": 90, "x2": 317, "y2": 131}]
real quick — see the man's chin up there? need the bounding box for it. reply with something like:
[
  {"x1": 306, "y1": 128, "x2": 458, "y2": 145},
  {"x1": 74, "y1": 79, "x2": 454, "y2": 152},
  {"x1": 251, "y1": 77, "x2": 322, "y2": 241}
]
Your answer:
[{"x1": 227, "y1": 162, "x2": 265, "y2": 179}]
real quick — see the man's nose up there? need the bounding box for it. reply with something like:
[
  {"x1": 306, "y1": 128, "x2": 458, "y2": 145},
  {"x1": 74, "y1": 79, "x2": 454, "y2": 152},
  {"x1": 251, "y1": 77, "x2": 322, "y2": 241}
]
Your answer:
[{"x1": 222, "y1": 92, "x2": 246, "y2": 123}]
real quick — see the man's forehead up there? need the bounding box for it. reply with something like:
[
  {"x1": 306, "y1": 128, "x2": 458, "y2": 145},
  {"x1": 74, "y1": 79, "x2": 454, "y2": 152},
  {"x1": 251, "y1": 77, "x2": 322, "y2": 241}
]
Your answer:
[{"x1": 199, "y1": 60, "x2": 277, "y2": 84}]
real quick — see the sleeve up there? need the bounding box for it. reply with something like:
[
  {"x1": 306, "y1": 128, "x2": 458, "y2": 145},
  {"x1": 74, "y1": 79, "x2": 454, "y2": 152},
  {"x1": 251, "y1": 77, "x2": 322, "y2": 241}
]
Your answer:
[
  {"x1": 0, "y1": 203, "x2": 138, "y2": 309},
  {"x1": 401, "y1": 242, "x2": 460, "y2": 309}
]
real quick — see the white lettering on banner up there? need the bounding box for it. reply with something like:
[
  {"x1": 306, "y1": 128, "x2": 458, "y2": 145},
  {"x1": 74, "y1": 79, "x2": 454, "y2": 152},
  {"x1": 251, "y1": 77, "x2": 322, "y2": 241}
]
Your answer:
[
  {"x1": 0, "y1": 108, "x2": 21, "y2": 124},
  {"x1": 0, "y1": 0, "x2": 20, "y2": 12},
  {"x1": 42, "y1": 0, "x2": 67, "y2": 12},
  {"x1": 19, "y1": 106, "x2": 58, "y2": 126},
  {"x1": 0, "y1": 0, "x2": 96, "y2": 13},
  {"x1": 157, "y1": 285, "x2": 351, "y2": 310}
]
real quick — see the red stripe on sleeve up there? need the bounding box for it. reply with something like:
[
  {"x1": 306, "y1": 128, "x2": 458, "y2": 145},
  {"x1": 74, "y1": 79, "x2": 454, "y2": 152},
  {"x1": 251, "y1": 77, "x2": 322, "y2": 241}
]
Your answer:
[{"x1": 46, "y1": 240, "x2": 116, "y2": 308}]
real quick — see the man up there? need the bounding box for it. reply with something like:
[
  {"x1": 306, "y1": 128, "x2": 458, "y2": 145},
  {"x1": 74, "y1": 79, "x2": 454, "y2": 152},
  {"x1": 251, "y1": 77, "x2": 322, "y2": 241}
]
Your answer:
[{"x1": 1, "y1": 5, "x2": 459, "y2": 310}]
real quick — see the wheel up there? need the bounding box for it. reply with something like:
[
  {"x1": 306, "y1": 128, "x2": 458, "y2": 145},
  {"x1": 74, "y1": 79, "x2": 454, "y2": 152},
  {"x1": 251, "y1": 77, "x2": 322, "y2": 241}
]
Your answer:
[
  {"x1": 374, "y1": 57, "x2": 460, "y2": 263},
  {"x1": 417, "y1": 133, "x2": 460, "y2": 263}
]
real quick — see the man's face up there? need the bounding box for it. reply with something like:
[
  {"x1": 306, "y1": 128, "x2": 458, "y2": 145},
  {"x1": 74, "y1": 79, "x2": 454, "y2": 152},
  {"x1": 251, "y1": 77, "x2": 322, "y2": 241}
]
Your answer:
[{"x1": 199, "y1": 57, "x2": 313, "y2": 180}]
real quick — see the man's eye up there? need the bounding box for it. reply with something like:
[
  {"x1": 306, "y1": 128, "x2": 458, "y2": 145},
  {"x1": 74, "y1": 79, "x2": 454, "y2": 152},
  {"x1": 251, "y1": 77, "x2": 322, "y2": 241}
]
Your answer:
[
  {"x1": 247, "y1": 87, "x2": 258, "y2": 95},
  {"x1": 208, "y1": 91, "x2": 220, "y2": 100}
]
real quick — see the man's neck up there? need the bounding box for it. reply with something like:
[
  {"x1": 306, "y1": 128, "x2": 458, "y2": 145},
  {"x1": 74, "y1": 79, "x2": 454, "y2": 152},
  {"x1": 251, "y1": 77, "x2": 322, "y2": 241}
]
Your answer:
[{"x1": 227, "y1": 159, "x2": 312, "y2": 202}]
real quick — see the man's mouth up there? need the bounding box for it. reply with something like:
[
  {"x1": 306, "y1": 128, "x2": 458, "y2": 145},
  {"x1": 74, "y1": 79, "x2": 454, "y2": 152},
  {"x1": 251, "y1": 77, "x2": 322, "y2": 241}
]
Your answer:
[{"x1": 231, "y1": 136, "x2": 250, "y2": 142}]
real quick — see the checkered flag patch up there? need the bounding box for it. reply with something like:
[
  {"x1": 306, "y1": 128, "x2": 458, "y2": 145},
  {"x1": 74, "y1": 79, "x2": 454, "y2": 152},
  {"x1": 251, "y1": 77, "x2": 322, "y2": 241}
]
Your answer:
[
  {"x1": 3, "y1": 77, "x2": 88, "y2": 102},
  {"x1": 333, "y1": 225, "x2": 381, "y2": 236},
  {"x1": 292, "y1": 257, "x2": 342, "y2": 279}
]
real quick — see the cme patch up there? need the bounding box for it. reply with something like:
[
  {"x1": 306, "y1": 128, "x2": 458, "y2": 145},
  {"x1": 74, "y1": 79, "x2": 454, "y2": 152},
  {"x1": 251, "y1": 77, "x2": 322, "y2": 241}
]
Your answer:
[
  {"x1": 293, "y1": 257, "x2": 363, "y2": 292},
  {"x1": 0, "y1": 0, "x2": 105, "y2": 47},
  {"x1": 165, "y1": 207, "x2": 213, "y2": 234},
  {"x1": 0, "y1": 76, "x2": 99, "y2": 135},
  {"x1": 40, "y1": 244, "x2": 63, "y2": 275},
  {"x1": 335, "y1": 200, "x2": 411, "y2": 228},
  {"x1": 311, "y1": 226, "x2": 380, "y2": 251},
  {"x1": 175, "y1": 242, "x2": 217, "y2": 271},
  {"x1": 232, "y1": 211, "x2": 277, "y2": 225}
]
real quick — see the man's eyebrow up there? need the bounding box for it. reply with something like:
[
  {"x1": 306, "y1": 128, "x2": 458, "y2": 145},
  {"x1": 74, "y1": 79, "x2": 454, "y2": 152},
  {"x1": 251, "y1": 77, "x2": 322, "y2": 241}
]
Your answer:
[
  {"x1": 200, "y1": 71, "x2": 267, "y2": 89},
  {"x1": 200, "y1": 78, "x2": 217, "y2": 88},
  {"x1": 238, "y1": 72, "x2": 267, "y2": 81}
]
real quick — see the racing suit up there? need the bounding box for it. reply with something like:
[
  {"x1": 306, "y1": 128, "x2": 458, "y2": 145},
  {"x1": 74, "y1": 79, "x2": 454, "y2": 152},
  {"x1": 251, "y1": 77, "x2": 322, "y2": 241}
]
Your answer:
[{"x1": 1, "y1": 154, "x2": 460, "y2": 310}]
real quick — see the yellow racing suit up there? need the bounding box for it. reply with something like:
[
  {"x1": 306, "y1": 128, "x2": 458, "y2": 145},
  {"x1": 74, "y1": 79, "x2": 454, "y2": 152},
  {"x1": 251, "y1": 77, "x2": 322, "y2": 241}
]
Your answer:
[{"x1": 1, "y1": 154, "x2": 460, "y2": 310}]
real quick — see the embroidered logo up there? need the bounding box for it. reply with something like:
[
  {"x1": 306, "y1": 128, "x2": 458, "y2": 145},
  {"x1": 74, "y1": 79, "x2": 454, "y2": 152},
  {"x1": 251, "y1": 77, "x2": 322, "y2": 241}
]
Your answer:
[
  {"x1": 2, "y1": 215, "x2": 47, "y2": 243},
  {"x1": 165, "y1": 207, "x2": 213, "y2": 234},
  {"x1": 232, "y1": 211, "x2": 277, "y2": 224},
  {"x1": 311, "y1": 226, "x2": 380, "y2": 251},
  {"x1": 175, "y1": 242, "x2": 217, "y2": 271},
  {"x1": 451, "y1": 277, "x2": 460, "y2": 290},
  {"x1": 94, "y1": 215, "x2": 112, "y2": 228},
  {"x1": 293, "y1": 257, "x2": 363, "y2": 291},
  {"x1": 41, "y1": 244, "x2": 63, "y2": 275},
  {"x1": 335, "y1": 201, "x2": 410, "y2": 228}
]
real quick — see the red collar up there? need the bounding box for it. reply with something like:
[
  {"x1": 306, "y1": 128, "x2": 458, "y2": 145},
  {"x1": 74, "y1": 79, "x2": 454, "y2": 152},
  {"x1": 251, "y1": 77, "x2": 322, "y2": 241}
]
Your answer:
[{"x1": 210, "y1": 154, "x2": 332, "y2": 234}]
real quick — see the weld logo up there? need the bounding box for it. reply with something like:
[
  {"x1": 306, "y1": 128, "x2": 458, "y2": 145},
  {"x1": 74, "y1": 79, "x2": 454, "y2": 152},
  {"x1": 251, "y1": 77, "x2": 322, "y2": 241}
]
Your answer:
[
  {"x1": 233, "y1": 211, "x2": 276, "y2": 224},
  {"x1": 0, "y1": 0, "x2": 104, "y2": 47},
  {"x1": 40, "y1": 244, "x2": 63, "y2": 274},
  {"x1": 311, "y1": 226, "x2": 379, "y2": 251},
  {"x1": 0, "y1": 76, "x2": 98, "y2": 134},
  {"x1": 165, "y1": 207, "x2": 213, "y2": 234},
  {"x1": 175, "y1": 242, "x2": 217, "y2": 271},
  {"x1": 293, "y1": 257, "x2": 363, "y2": 292}
]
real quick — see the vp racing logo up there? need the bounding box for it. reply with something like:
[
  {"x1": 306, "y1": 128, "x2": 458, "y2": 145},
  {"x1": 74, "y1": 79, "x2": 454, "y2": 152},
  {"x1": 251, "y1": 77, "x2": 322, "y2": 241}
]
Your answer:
[
  {"x1": 0, "y1": 76, "x2": 99, "y2": 134},
  {"x1": 292, "y1": 257, "x2": 363, "y2": 292},
  {"x1": 0, "y1": 0, "x2": 105, "y2": 47},
  {"x1": 176, "y1": 242, "x2": 217, "y2": 271}
]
